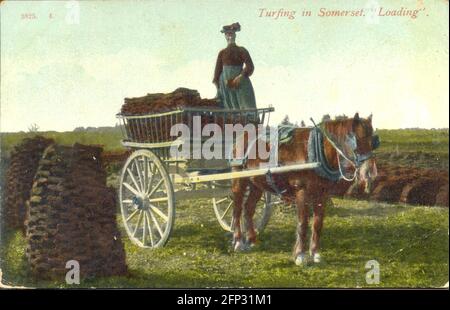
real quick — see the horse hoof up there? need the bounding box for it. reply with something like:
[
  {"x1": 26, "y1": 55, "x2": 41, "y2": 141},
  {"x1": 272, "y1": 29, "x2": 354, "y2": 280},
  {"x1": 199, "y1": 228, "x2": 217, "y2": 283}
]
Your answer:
[
  {"x1": 233, "y1": 241, "x2": 244, "y2": 252},
  {"x1": 312, "y1": 253, "x2": 321, "y2": 264},
  {"x1": 245, "y1": 240, "x2": 257, "y2": 250},
  {"x1": 295, "y1": 254, "x2": 307, "y2": 266}
]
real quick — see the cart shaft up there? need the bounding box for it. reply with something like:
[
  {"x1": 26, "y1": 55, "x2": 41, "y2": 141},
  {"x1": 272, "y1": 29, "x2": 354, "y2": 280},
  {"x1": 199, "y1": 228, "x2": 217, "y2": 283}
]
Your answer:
[{"x1": 172, "y1": 162, "x2": 320, "y2": 184}]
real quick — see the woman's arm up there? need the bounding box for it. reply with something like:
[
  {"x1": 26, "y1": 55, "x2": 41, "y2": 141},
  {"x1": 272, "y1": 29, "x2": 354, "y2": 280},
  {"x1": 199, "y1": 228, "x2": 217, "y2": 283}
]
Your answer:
[
  {"x1": 241, "y1": 47, "x2": 254, "y2": 77},
  {"x1": 228, "y1": 47, "x2": 254, "y2": 89},
  {"x1": 213, "y1": 50, "x2": 223, "y2": 86}
]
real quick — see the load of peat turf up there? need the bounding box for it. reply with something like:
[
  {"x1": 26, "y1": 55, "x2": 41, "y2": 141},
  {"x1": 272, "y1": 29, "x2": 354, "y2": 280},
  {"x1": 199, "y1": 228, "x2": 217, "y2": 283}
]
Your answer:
[{"x1": 121, "y1": 87, "x2": 219, "y2": 115}]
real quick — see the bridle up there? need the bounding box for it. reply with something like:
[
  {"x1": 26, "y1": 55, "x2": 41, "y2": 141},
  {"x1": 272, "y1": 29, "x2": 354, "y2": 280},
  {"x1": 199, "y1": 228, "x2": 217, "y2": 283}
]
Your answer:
[{"x1": 312, "y1": 118, "x2": 380, "y2": 182}]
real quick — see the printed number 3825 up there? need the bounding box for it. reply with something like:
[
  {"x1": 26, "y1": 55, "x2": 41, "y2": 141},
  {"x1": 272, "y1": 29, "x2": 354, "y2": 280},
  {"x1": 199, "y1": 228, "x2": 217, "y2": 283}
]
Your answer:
[{"x1": 21, "y1": 13, "x2": 37, "y2": 19}]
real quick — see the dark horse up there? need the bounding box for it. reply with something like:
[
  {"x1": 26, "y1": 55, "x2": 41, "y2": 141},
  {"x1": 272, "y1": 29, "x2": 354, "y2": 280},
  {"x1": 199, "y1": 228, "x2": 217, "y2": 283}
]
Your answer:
[{"x1": 231, "y1": 113, "x2": 379, "y2": 265}]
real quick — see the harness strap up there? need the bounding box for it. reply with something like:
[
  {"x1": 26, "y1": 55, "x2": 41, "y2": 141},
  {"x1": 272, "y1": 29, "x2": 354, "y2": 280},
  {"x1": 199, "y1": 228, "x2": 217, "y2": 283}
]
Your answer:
[
  {"x1": 337, "y1": 153, "x2": 358, "y2": 182},
  {"x1": 265, "y1": 169, "x2": 287, "y2": 196},
  {"x1": 308, "y1": 127, "x2": 342, "y2": 182},
  {"x1": 318, "y1": 123, "x2": 357, "y2": 168}
]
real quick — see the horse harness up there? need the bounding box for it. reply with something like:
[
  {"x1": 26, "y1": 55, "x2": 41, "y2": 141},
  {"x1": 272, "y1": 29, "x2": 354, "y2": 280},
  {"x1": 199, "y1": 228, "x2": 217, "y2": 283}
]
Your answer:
[{"x1": 264, "y1": 119, "x2": 380, "y2": 195}]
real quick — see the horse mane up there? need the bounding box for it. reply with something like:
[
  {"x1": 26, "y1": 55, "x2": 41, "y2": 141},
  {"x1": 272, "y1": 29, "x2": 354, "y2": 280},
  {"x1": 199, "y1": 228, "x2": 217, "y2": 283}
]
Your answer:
[
  {"x1": 322, "y1": 118, "x2": 355, "y2": 139},
  {"x1": 287, "y1": 116, "x2": 371, "y2": 146}
]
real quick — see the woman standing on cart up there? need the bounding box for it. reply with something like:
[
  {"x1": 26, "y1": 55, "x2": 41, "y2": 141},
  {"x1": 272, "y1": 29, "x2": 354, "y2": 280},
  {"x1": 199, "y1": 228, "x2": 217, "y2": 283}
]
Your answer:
[{"x1": 213, "y1": 22, "x2": 257, "y2": 110}]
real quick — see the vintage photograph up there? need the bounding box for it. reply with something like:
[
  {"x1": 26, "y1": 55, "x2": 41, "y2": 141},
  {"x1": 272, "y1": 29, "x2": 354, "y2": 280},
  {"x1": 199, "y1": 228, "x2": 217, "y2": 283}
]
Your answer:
[{"x1": 0, "y1": 0, "x2": 448, "y2": 290}]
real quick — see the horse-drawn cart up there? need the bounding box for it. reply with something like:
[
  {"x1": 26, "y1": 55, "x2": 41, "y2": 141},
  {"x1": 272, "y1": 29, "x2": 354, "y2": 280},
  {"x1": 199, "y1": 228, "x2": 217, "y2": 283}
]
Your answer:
[{"x1": 116, "y1": 107, "x2": 320, "y2": 248}]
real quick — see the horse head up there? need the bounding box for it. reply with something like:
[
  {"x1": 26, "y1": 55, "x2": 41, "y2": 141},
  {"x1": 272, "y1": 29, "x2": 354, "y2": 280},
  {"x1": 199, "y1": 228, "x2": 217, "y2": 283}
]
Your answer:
[
  {"x1": 323, "y1": 113, "x2": 379, "y2": 193},
  {"x1": 351, "y1": 113, "x2": 379, "y2": 193}
]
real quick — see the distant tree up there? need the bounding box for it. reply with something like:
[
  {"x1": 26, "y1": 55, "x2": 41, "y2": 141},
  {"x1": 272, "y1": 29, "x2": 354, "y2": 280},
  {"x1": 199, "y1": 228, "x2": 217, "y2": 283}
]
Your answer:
[
  {"x1": 300, "y1": 120, "x2": 306, "y2": 127},
  {"x1": 280, "y1": 115, "x2": 294, "y2": 126},
  {"x1": 321, "y1": 114, "x2": 331, "y2": 122},
  {"x1": 28, "y1": 123, "x2": 39, "y2": 133},
  {"x1": 335, "y1": 114, "x2": 348, "y2": 120}
]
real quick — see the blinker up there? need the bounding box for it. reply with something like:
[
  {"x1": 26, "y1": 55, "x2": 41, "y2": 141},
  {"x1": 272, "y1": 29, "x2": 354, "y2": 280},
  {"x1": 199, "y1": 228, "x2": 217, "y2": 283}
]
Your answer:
[
  {"x1": 372, "y1": 135, "x2": 380, "y2": 150},
  {"x1": 346, "y1": 133, "x2": 357, "y2": 151}
]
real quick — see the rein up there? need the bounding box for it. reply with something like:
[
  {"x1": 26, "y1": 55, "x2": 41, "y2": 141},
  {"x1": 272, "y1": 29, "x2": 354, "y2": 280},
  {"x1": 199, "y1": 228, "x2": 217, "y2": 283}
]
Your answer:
[{"x1": 310, "y1": 118, "x2": 369, "y2": 182}]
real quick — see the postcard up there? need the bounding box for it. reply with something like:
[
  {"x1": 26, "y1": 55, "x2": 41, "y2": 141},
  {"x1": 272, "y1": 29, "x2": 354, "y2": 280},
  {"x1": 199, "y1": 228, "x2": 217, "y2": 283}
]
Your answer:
[{"x1": 0, "y1": 0, "x2": 448, "y2": 291}]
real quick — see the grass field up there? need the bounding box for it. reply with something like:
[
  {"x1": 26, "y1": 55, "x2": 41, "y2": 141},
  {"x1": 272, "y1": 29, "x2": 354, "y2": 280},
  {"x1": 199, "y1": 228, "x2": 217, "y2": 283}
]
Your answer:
[
  {"x1": 375, "y1": 129, "x2": 449, "y2": 170},
  {"x1": 1, "y1": 127, "x2": 448, "y2": 155},
  {"x1": 0, "y1": 128, "x2": 448, "y2": 288},
  {"x1": 1, "y1": 199, "x2": 448, "y2": 288},
  {"x1": 376, "y1": 128, "x2": 449, "y2": 154},
  {"x1": 0, "y1": 129, "x2": 124, "y2": 155}
]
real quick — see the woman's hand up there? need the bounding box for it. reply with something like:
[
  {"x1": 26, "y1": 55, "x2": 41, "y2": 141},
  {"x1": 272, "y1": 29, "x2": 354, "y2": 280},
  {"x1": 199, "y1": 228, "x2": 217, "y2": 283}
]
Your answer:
[{"x1": 227, "y1": 74, "x2": 243, "y2": 89}]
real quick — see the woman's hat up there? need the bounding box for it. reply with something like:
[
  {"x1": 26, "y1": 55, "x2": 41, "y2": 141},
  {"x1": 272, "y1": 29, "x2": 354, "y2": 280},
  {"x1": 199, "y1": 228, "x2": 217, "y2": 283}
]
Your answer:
[{"x1": 221, "y1": 22, "x2": 241, "y2": 33}]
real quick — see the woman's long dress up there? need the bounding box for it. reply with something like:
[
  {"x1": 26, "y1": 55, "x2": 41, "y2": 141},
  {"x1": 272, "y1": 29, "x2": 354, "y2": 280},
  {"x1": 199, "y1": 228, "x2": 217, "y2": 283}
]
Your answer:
[{"x1": 213, "y1": 43, "x2": 257, "y2": 110}]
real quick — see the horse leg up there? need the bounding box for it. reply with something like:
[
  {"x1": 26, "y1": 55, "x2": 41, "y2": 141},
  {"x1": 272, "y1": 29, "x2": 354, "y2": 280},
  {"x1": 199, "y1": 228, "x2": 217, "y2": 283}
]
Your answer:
[
  {"x1": 244, "y1": 184, "x2": 263, "y2": 248},
  {"x1": 231, "y1": 178, "x2": 248, "y2": 251},
  {"x1": 293, "y1": 189, "x2": 309, "y2": 265},
  {"x1": 310, "y1": 200, "x2": 325, "y2": 263}
]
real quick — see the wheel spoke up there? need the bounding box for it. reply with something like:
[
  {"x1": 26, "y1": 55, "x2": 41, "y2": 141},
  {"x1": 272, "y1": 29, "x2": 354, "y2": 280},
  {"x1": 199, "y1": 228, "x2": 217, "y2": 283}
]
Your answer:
[
  {"x1": 215, "y1": 197, "x2": 228, "y2": 204},
  {"x1": 221, "y1": 201, "x2": 233, "y2": 220},
  {"x1": 126, "y1": 209, "x2": 139, "y2": 222},
  {"x1": 122, "y1": 199, "x2": 133, "y2": 204},
  {"x1": 146, "y1": 163, "x2": 159, "y2": 195},
  {"x1": 146, "y1": 163, "x2": 153, "y2": 194},
  {"x1": 149, "y1": 205, "x2": 168, "y2": 222},
  {"x1": 149, "y1": 197, "x2": 169, "y2": 203},
  {"x1": 145, "y1": 212, "x2": 154, "y2": 247},
  {"x1": 148, "y1": 209, "x2": 164, "y2": 238},
  {"x1": 126, "y1": 168, "x2": 141, "y2": 194},
  {"x1": 123, "y1": 182, "x2": 140, "y2": 196},
  {"x1": 143, "y1": 156, "x2": 148, "y2": 195},
  {"x1": 134, "y1": 159, "x2": 145, "y2": 193},
  {"x1": 132, "y1": 211, "x2": 143, "y2": 238},
  {"x1": 142, "y1": 212, "x2": 147, "y2": 245},
  {"x1": 148, "y1": 179, "x2": 164, "y2": 198}
]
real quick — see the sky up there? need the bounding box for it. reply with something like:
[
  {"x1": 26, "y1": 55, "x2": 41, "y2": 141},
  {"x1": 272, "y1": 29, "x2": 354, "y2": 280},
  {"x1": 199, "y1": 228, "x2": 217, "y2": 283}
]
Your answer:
[{"x1": 0, "y1": 0, "x2": 448, "y2": 132}]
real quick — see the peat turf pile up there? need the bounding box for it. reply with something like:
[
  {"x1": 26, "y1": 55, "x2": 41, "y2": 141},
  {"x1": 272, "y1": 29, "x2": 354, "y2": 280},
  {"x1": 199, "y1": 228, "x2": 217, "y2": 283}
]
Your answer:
[
  {"x1": 331, "y1": 164, "x2": 449, "y2": 207},
  {"x1": 370, "y1": 164, "x2": 449, "y2": 207},
  {"x1": 25, "y1": 143, "x2": 127, "y2": 280},
  {"x1": 3, "y1": 136, "x2": 54, "y2": 230},
  {"x1": 121, "y1": 87, "x2": 218, "y2": 115}
]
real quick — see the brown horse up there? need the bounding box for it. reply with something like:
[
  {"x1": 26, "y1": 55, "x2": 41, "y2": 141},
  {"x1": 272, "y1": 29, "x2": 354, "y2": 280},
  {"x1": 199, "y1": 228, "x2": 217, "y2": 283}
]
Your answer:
[{"x1": 231, "y1": 113, "x2": 379, "y2": 265}]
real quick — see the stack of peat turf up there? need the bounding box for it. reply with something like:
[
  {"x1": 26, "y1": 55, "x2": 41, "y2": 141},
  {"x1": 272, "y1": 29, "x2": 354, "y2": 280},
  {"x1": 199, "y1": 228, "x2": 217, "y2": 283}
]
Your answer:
[
  {"x1": 25, "y1": 143, "x2": 127, "y2": 280},
  {"x1": 3, "y1": 136, "x2": 54, "y2": 231}
]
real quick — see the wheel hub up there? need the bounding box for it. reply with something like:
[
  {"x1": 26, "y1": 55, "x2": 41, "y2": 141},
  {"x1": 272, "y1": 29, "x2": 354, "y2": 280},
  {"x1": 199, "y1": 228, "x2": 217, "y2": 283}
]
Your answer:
[{"x1": 132, "y1": 196, "x2": 149, "y2": 210}]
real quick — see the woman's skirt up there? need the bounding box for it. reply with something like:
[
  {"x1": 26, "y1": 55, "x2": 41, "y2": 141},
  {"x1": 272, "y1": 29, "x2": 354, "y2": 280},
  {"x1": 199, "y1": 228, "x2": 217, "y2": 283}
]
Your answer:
[{"x1": 217, "y1": 65, "x2": 257, "y2": 110}]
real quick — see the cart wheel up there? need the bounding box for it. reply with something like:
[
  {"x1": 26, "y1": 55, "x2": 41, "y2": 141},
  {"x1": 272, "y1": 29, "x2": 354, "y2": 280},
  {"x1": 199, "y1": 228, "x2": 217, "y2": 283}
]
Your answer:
[
  {"x1": 119, "y1": 150, "x2": 175, "y2": 248},
  {"x1": 212, "y1": 181, "x2": 273, "y2": 234}
]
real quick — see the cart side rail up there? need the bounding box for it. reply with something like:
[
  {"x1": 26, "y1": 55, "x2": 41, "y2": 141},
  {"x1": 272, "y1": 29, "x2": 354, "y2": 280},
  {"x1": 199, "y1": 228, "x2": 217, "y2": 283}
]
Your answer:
[{"x1": 116, "y1": 107, "x2": 275, "y2": 148}]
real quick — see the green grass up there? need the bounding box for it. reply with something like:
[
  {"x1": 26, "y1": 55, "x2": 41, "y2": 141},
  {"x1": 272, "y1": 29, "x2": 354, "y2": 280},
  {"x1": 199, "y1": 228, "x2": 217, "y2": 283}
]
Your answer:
[
  {"x1": 0, "y1": 130, "x2": 123, "y2": 156},
  {"x1": 372, "y1": 129, "x2": 449, "y2": 170},
  {"x1": 1, "y1": 199, "x2": 448, "y2": 288},
  {"x1": 2, "y1": 128, "x2": 448, "y2": 155},
  {"x1": 375, "y1": 128, "x2": 449, "y2": 154}
]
